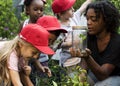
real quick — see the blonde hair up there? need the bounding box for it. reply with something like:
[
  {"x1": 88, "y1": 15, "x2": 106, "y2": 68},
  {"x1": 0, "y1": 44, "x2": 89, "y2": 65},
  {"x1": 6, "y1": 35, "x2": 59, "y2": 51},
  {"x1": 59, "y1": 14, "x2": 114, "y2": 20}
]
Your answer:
[{"x1": 0, "y1": 36, "x2": 32, "y2": 85}]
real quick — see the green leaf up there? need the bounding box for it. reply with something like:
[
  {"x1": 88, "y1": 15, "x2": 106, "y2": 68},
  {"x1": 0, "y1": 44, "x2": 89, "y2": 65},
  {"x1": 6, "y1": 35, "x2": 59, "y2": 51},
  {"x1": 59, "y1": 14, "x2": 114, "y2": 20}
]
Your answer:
[{"x1": 52, "y1": 81, "x2": 58, "y2": 86}]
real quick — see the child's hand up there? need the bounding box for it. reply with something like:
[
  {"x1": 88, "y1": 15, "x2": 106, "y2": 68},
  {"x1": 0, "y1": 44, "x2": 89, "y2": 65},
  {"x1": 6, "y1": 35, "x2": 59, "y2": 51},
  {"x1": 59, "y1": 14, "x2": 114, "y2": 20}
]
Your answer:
[
  {"x1": 61, "y1": 40, "x2": 72, "y2": 48},
  {"x1": 69, "y1": 47, "x2": 81, "y2": 57},
  {"x1": 42, "y1": 66, "x2": 52, "y2": 77},
  {"x1": 61, "y1": 33, "x2": 72, "y2": 48},
  {"x1": 23, "y1": 65, "x2": 31, "y2": 76}
]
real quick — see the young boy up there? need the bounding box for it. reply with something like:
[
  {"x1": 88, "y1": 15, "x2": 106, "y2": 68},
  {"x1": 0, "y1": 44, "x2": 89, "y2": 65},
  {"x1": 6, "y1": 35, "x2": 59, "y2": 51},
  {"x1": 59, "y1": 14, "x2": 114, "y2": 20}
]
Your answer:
[{"x1": 29, "y1": 15, "x2": 67, "y2": 85}]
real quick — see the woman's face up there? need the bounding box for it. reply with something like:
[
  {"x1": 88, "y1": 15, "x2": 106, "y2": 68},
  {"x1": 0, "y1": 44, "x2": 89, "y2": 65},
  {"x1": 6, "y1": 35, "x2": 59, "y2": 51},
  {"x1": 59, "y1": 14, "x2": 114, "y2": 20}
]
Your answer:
[
  {"x1": 20, "y1": 43, "x2": 39, "y2": 61},
  {"x1": 86, "y1": 8, "x2": 106, "y2": 35},
  {"x1": 27, "y1": 0, "x2": 44, "y2": 23}
]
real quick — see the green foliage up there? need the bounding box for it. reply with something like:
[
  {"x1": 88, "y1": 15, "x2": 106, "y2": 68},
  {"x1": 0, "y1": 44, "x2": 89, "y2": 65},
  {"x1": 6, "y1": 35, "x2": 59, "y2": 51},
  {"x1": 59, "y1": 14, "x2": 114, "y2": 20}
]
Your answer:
[
  {"x1": 110, "y1": 0, "x2": 120, "y2": 11},
  {"x1": 33, "y1": 60, "x2": 67, "y2": 86},
  {"x1": 73, "y1": 0, "x2": 84, "y2": 10},
  {"x1": 52, "y1": 66, "x2": 89, "y2": 86},
  {"x1": 19, "y1": 12, "x2": 28, "y2": 23},
  {"x1": 52, "y1": 81, "x2": 58, "y2": 86},
  {"x1": 95, "y1": 0, "x2": 120, "y2": 11},
  {"x1": 33, "y1": 59, "x2": 89, "y2": 86},
  {"x1": 110, "y1": 0, "x2": 120, "y2": 33},
  {"x1": 32, "y1": 60, "x2": 58, "y2": 85},
  {"x1": 1, "y1": 0, "x2": 120, "y2": 39},
  {"x1": 74, "y1": 0, "x2": 120, "y2": 12},
  {"x1": 0, "y1": 0, "x2": 19, "y2": 39},
  {"x1": 44, "y1": 0, "x2": 53, "y2": 15}
]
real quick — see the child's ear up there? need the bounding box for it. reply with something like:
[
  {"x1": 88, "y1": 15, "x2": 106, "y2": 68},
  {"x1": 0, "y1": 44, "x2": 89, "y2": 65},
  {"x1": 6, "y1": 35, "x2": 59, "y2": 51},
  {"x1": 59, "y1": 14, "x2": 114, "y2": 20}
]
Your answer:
[{"x1": 18, "y1": 41, "x2": 23, "y2": 48}]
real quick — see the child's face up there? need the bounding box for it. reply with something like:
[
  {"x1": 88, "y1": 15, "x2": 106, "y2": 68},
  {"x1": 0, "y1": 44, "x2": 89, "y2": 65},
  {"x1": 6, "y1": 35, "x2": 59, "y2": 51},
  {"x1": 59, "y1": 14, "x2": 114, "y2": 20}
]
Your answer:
[
  {"x1": 60, "y1": 7, "x2": 74, "y2": 19},
  {"x1": 48, "y1": 33, "x2": 57, "y2": 46},
  {"x1": 27, "y1": 0, "x2": 44, "y2": 23},
  {"x1": 20, "y1": 44, "x2": 40, "y2": 61}
]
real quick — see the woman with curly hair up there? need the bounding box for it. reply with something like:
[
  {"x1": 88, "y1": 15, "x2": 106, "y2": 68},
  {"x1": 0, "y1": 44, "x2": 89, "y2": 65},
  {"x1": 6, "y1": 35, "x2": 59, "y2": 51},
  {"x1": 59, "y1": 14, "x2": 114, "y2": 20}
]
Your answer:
[{"x1": 71, "y1": 0, "x2": 120, "y2": 86}]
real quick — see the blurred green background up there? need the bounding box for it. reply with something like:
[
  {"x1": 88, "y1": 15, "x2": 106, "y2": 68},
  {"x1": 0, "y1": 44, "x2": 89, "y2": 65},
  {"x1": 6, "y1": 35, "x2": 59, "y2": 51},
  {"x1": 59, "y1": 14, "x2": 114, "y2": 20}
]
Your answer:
[{"x1": 0, "y1": 0, "x2": 120, "y2": 39}]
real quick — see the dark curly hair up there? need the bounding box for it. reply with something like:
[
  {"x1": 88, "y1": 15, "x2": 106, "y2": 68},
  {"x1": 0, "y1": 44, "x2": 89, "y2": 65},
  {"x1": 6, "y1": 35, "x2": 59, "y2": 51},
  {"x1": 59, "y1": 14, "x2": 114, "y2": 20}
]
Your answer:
[
  {"x1": 24, "y1": 0, "x2": 46, "y2": 7},
  {"x1": 84, "y1": 0, "x2": 120, "y2": 33},
  {"x1": 24, "y1": 0, "x2": 34, "y2": 6}
]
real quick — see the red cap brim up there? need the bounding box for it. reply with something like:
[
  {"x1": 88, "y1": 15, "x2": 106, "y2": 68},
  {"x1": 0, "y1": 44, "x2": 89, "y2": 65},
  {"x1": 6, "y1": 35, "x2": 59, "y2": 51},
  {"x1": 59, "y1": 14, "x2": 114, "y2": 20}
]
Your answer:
[
  {"x1": 45, "y1": 27, "x2": 67, "y2": 33},
  {"x1": 35, "y1": 45, "x2": 55, "y2": 55}
]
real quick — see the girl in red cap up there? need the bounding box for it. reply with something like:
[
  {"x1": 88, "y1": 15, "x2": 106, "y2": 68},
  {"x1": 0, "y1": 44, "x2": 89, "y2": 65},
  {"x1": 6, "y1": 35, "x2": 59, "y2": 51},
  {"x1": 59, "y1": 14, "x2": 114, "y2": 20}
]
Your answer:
[
  {"x1": 0, "y1": 24, "x2": 54, "y2": 86},
  {"x1": 19, "y1": 0, "x2": 53, "y2": 84}
]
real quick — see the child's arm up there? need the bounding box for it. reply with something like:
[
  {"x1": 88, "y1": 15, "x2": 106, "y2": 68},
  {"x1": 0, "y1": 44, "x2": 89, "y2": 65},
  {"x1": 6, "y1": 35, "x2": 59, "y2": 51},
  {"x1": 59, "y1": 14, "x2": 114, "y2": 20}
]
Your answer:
[
  {"x1": 34, "y1": 59, "x2": 52, "y2": 77},
  {"x1": 22, "y1": 76, "x2": 34, "y2": 86},
  {"x1": 9, "y1": 69, "x2": 23, "y2": 86},
  {"x1": 9, "y1": 68, "x2": 34, "y2": 86},
  {"x1": 20, "y1": 65, "x2": 34, "y2": 86},
  {"x1": 23, "y1": 65, "x2": 31, "y2": 76},
  {"x1": 43, "y1": 66, "x2": 52, "y2": 77},
  {"x1": 20, "y1": 71, "x2": 34, "y2": 86},
  {"x1": 79, "y1": 0, "x2": 92, "y2": 13},
  {"x1": 34, "y1": 59, "x2": 44, "y2": 71}
]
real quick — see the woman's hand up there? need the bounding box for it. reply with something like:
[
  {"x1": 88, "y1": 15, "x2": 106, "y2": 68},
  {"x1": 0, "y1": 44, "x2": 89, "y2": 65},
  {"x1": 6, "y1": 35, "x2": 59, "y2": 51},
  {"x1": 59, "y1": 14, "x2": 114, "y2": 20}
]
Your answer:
[
  {"x1": 70, "y1": 48, "x2": 91, "y2": 59},
  {"x1": 81, "y1": 49, "x2": 91, "y2": 59}
]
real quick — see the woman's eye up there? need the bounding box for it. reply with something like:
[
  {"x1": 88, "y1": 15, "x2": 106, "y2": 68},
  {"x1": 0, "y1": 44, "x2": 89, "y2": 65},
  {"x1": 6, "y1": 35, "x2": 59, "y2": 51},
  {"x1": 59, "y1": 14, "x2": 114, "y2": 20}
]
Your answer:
[
  {"x1": 86, "y1": 16, "x2": 97, "y2": 22},
  {"x1": 91, "y1": 17, "x2": 97, "y2": 21}
]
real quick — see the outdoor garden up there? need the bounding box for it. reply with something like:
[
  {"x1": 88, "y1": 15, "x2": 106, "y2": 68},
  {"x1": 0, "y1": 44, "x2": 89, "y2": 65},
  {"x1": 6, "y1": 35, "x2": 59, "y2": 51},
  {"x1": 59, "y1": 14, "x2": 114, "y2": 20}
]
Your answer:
[{"x1": 0, "y1": 0, "x2": 120, "y2": 86}]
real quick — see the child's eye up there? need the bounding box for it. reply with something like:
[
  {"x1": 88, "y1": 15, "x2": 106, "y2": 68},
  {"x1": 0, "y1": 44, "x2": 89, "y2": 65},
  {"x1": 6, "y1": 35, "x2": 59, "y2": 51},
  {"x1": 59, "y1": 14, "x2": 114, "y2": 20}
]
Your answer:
[
  {"x1": 34, "y1": 8, "x2": 38, "y2": 11},
  {"x1": 40, "y1": 8, "x2": 44, "y2": 11},
  {"x1": 34, "y1": 7, "x2": 44, "y2": 12},
  {"x1": 32, "y1": 51, "x2": 38, "y2": 55}
]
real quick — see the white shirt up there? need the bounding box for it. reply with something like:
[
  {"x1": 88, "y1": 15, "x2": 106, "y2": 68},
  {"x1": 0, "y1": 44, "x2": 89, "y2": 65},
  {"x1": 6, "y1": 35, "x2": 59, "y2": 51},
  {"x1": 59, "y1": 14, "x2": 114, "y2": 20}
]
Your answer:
[{"x1": 52, "y1": 9, "x2": 87, "y2": 65}]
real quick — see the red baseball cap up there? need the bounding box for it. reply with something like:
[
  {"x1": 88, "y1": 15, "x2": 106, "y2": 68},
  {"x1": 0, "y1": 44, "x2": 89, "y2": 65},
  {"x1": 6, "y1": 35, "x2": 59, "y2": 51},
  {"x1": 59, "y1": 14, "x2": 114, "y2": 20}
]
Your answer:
[
  {"x1": 36, "y1": 15, "x2": 67, "y2": 33},
  {"x1": 19, "y1": 24, "x2": 54, "y2": 55},
  {"x1": 52, "y1": 0, "x2": 76, "y2": 13}
]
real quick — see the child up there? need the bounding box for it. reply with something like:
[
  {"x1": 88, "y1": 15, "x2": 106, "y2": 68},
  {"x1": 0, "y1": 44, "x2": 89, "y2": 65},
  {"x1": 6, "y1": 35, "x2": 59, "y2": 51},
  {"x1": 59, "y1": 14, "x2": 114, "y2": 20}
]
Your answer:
[
  {"x1": 52, "y1": 0, "x2": 92, "y2": 31},
  {"x1": 19, "y1": 0, "x2": 45, "y2": 30},
  {"x1": 51, "y1": 0, "x2": 92, "y2": 66},
  {"x1": 0, "y1": 24, "x2": 54, "y2": 86},
  {"x1": 37, "y1": 15, "x2": 67, "y2": 46},
  {"x1": 37, "y1": 15, "x2": 67, "y2": 65},
  {"x1": 29, "y1": 15, "x2": 67, "y2": 85},
  {"x1": 19, "y1": 0, "x2": 52, "y2": 78}
]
